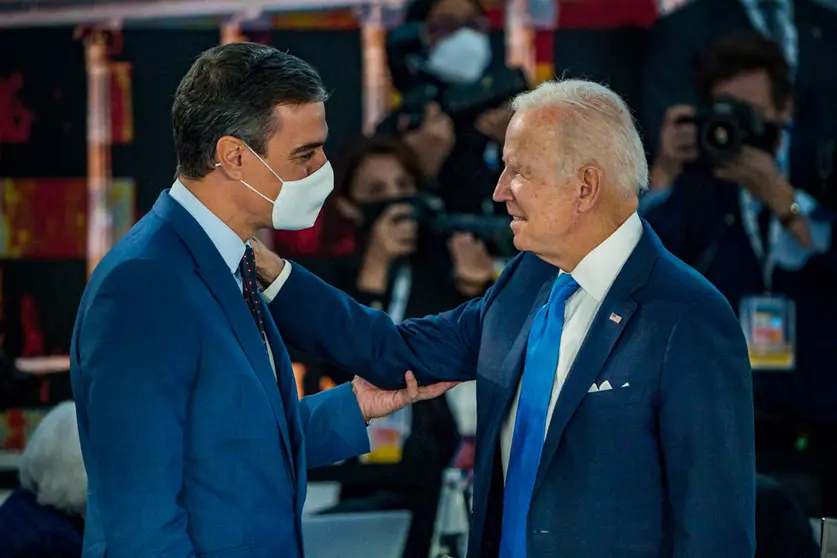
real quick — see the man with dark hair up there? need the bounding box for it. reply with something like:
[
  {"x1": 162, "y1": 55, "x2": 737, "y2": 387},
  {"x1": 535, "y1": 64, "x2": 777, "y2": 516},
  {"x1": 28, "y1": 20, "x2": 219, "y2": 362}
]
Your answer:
[
  {"x1": 643, "y1": 31, "x2": 837, "y2": 516},
  {"x1": 70, "y1": 42, "x2": 454, "y2": 558},
  {"x1": 643, "y1": 0, "x2": 837, "y2": 204}
]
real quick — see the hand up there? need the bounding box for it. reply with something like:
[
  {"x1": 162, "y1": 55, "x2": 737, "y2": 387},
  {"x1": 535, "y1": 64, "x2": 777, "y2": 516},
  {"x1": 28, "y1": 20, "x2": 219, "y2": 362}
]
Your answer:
[
  {"x1": 650, "y1": 105, "x2": 698, "y2": 189},
  {"x1": 713, "y1": 146, "x2": 784, "y2": 201},
  {"x1": 475, "y1": 105, "x2": 512, "y2": 145},
  {"x1": 352, "y1": 371, "x2": 459, "y2": 423},
  {"x1": 250, "y1": 236, "x2": 285, "y2": 288},
  {"x1": 367, "y1": 204, "x2": 418, "y2": 263},
  {"x1": 714, "y1": 147, "x2": 812, "y2": 248},
  {"x1": 402, "y1": 103, "x2": 455, "y2": 180},
  {"x1": 357, "y1": 204, "x2": 418, "y2": 294},
  {"x1": 448, "y1": 232, "x2": 493, "y2": 295}
]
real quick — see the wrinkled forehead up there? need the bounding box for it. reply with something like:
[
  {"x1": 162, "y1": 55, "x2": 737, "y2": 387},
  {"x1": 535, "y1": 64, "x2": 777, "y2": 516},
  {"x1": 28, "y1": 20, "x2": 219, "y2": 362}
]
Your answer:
[
  {"x1": 504, "y1": 108, "x2": 562, "y2": 165},
  {"x1": 271, "y1": 102, "x2": 328, "y2": 151}
]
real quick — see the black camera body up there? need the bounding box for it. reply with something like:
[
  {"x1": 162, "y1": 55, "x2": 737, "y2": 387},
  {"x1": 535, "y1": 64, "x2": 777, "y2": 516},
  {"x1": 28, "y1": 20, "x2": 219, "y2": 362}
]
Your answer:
[
  {"x1": 683, "y1": 96, "x2": 781, "y2": 166},
  {"x1": 377, "y1": 66, "x2": 529, "y2": 134},
  {"x1": 362, "y1": 194, "x2": 514, "y2": 250}
]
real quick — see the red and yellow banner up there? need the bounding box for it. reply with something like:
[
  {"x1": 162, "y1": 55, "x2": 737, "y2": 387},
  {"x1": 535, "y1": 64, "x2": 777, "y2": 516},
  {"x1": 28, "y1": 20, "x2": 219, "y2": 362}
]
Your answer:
[
  {"x1": 272, "y1": 8, "x2": 358, "y2": 29},
  {"x1": 0, "y1": 177, "x2": 134, "y2": 260}
]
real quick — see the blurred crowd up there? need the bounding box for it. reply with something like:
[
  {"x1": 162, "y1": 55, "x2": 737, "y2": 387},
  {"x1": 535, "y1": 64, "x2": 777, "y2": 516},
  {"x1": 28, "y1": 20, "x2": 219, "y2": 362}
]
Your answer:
[{"x1": 2, "y1": 0, "x2": 837, "y2": 556}]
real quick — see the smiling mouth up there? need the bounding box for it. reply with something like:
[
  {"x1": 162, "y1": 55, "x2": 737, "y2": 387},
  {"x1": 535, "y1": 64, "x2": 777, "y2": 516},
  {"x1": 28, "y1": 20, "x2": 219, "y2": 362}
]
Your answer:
[{"x1": 511, "y1": 216, "x2": 526, "y2": 221}]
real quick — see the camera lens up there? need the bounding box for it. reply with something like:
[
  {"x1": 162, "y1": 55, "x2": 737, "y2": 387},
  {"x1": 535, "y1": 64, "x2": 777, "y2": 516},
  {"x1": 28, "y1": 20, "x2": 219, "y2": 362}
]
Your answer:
[{"x1": 701, "y1": 115, "x2": 741, "y2": 162}]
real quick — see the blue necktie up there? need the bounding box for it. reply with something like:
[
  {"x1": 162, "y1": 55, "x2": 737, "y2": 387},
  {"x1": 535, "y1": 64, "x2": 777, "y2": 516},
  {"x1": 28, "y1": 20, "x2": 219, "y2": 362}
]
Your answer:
[{"x1": 500, "y1": 273, "x2": 580, "y2": 558}]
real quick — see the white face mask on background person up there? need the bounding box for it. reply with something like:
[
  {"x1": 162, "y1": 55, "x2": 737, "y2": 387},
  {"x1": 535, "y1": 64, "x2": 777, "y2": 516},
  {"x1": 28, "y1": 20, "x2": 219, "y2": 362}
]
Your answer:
[
  {"x1": 218, "y1": 143, "x2": 334, "y2": 231},
  {"x1": 425, "y1": 27, "x2": 492, "y2": 85}
]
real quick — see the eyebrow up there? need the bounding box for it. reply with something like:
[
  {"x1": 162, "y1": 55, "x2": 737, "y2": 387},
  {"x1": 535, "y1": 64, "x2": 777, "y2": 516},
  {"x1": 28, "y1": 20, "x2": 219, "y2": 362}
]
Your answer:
[{"x1": 290, "y1": 140, "x2": 326, "y2": 157}]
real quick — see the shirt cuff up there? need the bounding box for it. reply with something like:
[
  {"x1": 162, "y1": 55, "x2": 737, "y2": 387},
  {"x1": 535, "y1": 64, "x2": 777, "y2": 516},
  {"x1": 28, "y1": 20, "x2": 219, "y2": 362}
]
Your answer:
[{"x1": 262, "y1": 260, "x2": 292, "y2": 303}]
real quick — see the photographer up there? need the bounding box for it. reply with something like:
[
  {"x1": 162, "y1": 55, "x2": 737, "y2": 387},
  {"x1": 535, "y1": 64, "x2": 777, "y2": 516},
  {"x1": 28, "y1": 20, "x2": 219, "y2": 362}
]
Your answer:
[
  {"x1": 384, "y1": 0, "x2": 515, "y2": 215},
  {"x1": 318, "y1": 133, "x2": 495, "y2": 310},
  {"x1": 643, "y1": 0, "x2": 837, "y2": 208},
  {"x1": 642, "y1": 31, "x2": 837, "y2": 515}
]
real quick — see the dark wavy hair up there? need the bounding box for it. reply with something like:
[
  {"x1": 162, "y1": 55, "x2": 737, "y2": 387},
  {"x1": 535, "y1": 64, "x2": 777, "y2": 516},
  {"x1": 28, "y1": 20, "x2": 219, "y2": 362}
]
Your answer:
[
  {"x1": 319, "y1": 134, "x2": 424, "y2": 251},
  {"x1": 696, "y1": 30, "x2": 791, "y2": 110}
]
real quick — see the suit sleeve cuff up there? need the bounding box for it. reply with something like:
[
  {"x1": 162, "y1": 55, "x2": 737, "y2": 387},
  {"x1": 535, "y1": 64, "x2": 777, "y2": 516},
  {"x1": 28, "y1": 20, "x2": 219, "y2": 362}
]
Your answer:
[{"x1": 262, "y1": 260, "x2": 292, "y2": 303}]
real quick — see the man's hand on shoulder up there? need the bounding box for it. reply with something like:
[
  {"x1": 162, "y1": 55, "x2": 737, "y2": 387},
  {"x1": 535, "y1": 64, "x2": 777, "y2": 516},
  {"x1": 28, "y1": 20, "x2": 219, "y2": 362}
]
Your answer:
[
  {"x1": 351, "y1": 371, "x2": 459, "y2": 424},
  {"x1": 250, "y1": 237, "x2": 286, "y2": 288}
]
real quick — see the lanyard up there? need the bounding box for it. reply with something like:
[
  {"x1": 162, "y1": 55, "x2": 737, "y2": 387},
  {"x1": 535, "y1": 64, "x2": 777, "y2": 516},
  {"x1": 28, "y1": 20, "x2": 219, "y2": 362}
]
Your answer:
[
  {"x1": 739, "y1": 126, "x2": 793, "y2": 293},
  {"x1": 740, "y1": 191, "x2": 781, "y2": 292},
  {"x1": 387, "y1": 264, "x2": 412, "y2": 325}
]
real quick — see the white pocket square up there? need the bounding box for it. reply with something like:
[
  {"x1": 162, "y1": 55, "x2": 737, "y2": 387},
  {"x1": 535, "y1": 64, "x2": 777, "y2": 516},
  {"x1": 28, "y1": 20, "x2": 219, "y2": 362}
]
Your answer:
[{"x1": 588, "y1": 380, "x2": 630, "y2": 393}]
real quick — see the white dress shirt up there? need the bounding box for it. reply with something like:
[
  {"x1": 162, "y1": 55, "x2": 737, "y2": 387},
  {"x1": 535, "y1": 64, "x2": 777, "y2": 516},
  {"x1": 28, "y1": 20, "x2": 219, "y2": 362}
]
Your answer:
[
  {"x1": 170, "y1": 180, "x2": 277, "y2": 376},
  {"x1": 499, "y1": 212, "x2": 643, "y2": 480}
]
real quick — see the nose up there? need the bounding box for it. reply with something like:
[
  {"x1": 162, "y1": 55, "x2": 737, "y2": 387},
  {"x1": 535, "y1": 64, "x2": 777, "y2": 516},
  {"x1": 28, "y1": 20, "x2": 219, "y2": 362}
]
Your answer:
[{"x1": 493, "y1": 169, "x2": 512, "y2": 202}]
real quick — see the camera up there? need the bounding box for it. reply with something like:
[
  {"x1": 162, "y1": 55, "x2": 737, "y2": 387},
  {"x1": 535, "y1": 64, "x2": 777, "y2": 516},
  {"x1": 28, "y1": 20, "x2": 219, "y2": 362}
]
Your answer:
[
  {"x1": 361, "y1": 194, "x2": 514, "y2": 252},
  {"x1": 377, "y1": 66, "x2": 529, "y2": 134},
  {"x1": 681, "y1": 96, "x2": 782, "y2": 166}
]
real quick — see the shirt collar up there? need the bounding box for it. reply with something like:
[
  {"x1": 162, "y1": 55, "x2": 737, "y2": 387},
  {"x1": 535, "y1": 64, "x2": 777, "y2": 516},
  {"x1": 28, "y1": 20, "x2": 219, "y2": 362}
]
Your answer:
[
  {"x1": 169, "y1": 180, "x2": 246, "y2": 275},
  {"x1": 565, "y1": 212, "x2": 644, "y2": 303}
]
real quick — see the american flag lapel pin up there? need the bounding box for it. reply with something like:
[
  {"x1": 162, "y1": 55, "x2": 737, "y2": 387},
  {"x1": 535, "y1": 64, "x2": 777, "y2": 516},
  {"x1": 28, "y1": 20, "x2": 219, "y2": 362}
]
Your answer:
[{"x1": 608, "y1": 312, "x2": 622, "y2": 324}]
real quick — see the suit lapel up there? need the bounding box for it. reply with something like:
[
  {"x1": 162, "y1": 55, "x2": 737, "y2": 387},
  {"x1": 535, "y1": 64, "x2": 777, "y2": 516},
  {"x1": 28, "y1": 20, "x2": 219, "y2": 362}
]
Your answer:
[
  {"x1": 152, "y1": 191, "x2": 296, "y2": 477},
  {"x1": 261, "y1": 309, "x2": 302, "y2": 483},
  {"x1": 533, "y1": 222, "x2": 662, "y2": 493},
  {"x1": 492, "y1": 277, "x2": 555, "y2": 421}
]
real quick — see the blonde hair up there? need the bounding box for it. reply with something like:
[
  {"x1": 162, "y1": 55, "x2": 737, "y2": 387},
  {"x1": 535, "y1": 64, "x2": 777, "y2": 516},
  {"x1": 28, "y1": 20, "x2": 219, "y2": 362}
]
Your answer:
[{"x1": 511, "y1": 79, "x2": 648, "y2": 195}]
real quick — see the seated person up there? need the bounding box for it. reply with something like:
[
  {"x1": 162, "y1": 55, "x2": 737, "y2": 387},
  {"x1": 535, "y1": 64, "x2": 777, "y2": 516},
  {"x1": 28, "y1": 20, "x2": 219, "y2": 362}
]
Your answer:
[
  {"x1": 642, "y1": 31, "x2": 837, "y2": 515},
  {"x1": 0, "y1": 401, "x2": 85, "y2": 557},
  {"x1": 291, "y1": 134, "x2": 494, "y2": 558}
]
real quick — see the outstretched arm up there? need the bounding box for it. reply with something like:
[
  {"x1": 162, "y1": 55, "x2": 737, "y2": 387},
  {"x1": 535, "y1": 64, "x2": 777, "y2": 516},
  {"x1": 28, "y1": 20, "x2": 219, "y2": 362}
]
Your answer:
[{"x1": 255, "y1": 242, "x2": 522, "y2": 390}]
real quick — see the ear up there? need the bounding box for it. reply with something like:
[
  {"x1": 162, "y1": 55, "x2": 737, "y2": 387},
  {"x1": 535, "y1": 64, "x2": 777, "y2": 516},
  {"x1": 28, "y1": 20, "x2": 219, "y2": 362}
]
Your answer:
[
  {"x1": 215, "y1": 136, "x2": 245, "y2": 179},
  {"x1": 575, "y1": 164, "x2": 604, "y2": 213}
]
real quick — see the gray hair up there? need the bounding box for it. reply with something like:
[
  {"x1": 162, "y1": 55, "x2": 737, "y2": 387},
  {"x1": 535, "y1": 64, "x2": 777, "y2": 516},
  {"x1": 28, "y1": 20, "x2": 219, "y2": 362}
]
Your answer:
[
  {"x1": 511, "y1": 79, "x2": 649, "y2": 195},
  {"x1": 18, "y1": 401, "x2": 87, "y2": 516}
]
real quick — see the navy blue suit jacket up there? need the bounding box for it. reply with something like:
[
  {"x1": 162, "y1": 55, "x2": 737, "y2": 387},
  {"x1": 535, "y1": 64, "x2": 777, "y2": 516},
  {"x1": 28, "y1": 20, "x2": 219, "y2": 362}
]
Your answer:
[
  {"x1": 269, "y1": 221, "x2": 756, "y2": 557},
  {"x1": 70, "y1": 191, "x2": 370, "y2": 558}
]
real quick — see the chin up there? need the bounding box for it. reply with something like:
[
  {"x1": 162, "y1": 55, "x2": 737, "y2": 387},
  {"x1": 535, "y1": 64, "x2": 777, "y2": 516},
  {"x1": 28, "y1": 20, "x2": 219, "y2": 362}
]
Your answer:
[{"x1": 512, "y1": 233, "x2": 529, "y2": 253}]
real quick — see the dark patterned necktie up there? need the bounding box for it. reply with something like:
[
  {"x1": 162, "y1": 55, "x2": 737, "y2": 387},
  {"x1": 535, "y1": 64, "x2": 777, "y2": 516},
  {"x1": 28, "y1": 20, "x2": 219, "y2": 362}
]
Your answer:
[{"x1": 239, "y1": 245, "x2": 268, "y2": 351}]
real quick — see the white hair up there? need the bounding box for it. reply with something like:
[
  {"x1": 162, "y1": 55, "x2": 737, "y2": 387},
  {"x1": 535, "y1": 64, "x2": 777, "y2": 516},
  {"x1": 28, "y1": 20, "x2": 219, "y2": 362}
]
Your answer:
[
  {"x1": 18, "y1": 401, "x2": 87, "y2": 516},
  {"x1": 511, "y1": 79, "x2": 649, "y2": 195}
]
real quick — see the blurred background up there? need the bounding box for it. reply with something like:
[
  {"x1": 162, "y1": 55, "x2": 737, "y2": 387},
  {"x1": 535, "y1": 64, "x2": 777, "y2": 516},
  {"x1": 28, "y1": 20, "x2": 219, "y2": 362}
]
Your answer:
[{"x1": 1, "y1": 0, "x2": 837, "y2": 556}]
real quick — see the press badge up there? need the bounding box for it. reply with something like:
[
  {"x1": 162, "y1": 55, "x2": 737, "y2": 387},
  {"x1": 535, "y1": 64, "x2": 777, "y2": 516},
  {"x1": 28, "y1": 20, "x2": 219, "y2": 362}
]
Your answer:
[{"x1": 739, "y1": 295, "x2": 796, "y2": 371}]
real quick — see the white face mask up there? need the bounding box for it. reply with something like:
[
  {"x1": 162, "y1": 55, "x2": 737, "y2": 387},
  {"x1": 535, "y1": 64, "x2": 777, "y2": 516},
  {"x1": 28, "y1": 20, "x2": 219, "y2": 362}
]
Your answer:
[
  {"x1": 222, "y1": 143, "x2": 334, "y2": 231},
  {"x1": 425, "y1": 28, "x2": 492, "y2": 85}
]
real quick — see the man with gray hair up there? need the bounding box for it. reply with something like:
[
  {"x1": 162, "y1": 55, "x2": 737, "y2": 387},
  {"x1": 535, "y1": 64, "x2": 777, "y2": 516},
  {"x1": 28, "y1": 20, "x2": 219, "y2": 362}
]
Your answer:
[{"x1": 254, "y1": 79, "x2": 756, "y2": 557}]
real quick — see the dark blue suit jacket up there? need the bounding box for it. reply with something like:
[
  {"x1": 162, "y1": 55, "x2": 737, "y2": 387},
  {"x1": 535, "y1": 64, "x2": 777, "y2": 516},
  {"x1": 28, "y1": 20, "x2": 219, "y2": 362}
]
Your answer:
[
  {"x1": 0, "y1": 488, "x2": 84, "y2": 558},
  {"x1": 269, "y1": 221, "x2": 756, "y2": 558},
  {"x1": 70, "y1": 191, "x2": 370, "y2": 558},
  {"x1": 644, "y1": 171, "x2": 837, "y2": 424}
]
